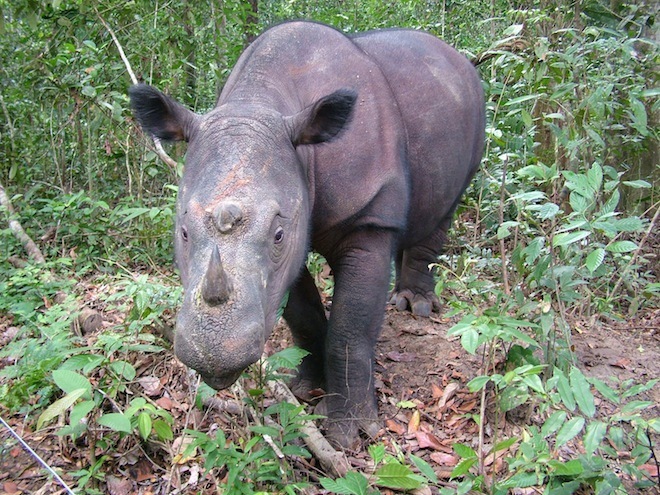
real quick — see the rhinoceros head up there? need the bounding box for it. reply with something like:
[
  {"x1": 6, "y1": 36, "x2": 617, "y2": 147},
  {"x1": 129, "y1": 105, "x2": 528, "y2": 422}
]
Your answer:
[{"x1": 129, "y1": 84, "x2": 355, "y2": 389}]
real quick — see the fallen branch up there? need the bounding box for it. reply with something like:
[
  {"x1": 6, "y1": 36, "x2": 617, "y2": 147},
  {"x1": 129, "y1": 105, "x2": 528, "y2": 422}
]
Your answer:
[
  {"x1": 96, "y1": 8, "x2": 178, "y2": 171},
  {"x1": 0, "y1": 181, "x2": 45, "y2": 264},
  {"x1": 265, "y1": 374, "x2": 351, "y2": 477}
]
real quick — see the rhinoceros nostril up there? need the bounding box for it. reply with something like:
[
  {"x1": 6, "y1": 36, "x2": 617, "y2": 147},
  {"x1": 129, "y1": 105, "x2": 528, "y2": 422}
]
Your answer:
[{"x1": 202, "y1": 245, "x2": 232, "y2": 305}]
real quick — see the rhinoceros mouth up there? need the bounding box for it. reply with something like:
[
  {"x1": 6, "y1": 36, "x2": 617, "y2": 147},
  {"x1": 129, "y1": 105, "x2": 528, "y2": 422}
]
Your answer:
[{"x1": 201, "y1": 370, "x2": 244, "y2": 390}]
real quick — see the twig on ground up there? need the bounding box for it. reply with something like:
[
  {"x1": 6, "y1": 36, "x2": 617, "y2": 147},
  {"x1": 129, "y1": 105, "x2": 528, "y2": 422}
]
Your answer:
[{"x1": 0, "y1": 416, "x2": 75, "y2": 495}]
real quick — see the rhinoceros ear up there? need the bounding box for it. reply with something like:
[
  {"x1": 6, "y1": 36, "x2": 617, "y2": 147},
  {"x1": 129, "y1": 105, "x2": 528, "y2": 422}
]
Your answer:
[
  {"x1": 286, "y1": 89, "x2": 357, "y2": 146},
  {"x1": 129, "y1": 84, "x2": 199, "y2": 142}
]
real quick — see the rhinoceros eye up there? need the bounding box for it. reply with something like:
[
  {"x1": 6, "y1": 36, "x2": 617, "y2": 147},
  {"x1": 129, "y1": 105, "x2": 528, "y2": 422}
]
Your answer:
[
  {"x1": 181, "y1": 226, "x2": 189, "y2": 242},
  {"x1": 274, "y1": 226, "x2": 284, "y2": 244}
]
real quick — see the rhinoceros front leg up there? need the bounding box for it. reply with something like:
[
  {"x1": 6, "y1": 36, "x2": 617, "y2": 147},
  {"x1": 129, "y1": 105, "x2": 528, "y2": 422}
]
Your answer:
[
  {"x1": 389, "y1": 218, "x2": 450, "y2": 317},
  {"x1": 283, "y1": 266, "x2": 328, "y2": 402},
  {"x1": 322, "y1": 229, "x2": 395, "y2": 449}
]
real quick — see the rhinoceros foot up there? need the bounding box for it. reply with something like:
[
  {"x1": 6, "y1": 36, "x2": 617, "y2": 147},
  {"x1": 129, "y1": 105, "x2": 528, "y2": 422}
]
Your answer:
[
  {"x1": 315, "y1": 397, "x2": 380, "y2": 450},
  {"x1": 389, "y1": 289, "x2": 441, "y2": 317}
]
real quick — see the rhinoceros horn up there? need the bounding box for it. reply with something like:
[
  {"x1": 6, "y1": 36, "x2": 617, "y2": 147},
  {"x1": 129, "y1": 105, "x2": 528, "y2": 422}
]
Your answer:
[{"x1": 202, "y1": 245, "x2": 232, "y2": 306}]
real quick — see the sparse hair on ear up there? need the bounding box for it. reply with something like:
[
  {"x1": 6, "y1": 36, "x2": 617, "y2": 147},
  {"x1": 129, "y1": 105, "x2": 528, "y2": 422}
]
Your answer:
[
  {"x1": 128, "y1": 84, "x2": 199, "y2": 142},
  {"x1": 288, "y1": 89, "x2": 358, "y2": 146}
]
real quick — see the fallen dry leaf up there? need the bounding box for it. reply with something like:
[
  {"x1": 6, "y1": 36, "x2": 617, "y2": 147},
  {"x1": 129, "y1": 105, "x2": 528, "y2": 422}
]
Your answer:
[
  {"x1": 2, "y1": 481, "x2": 20, "y2": 494},
  {"x1": 415, "y1": 431, "x2": 444, "y2": 450},
  {"x1": 430, "y1": 452, "x2": 459, "y2": 467},
  {"x1": 611, "y1": 358, "x2": 630, "y2": 369},
  {"x1": 639, "y1": 463, "x2": 659, "y2": 477},
  {"x1": 386, "y1": 419, "x2": 406, "y2": 435},
  {"x1": 106, "y1": 475, "x2": 133, "y2": 495},
  {"x1": 436, "y1": 382, "x2": 460, "y2": 410},
  {"x1": 138, "y1": 376, "x2": 162, "y2": 396},
  {"x1": 386, "y1": 351, "x2": 416, "y2": 362},
  {"x1": 155, "y1": 396, "x2": 174, "y2": 410},
  {"x1": 408, "y1": 410, "x2": 421, "y2": 434}
]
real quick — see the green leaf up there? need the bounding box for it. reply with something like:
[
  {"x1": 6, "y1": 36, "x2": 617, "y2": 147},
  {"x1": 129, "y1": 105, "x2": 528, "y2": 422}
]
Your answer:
[
  {"x1": 320, "y1": 472, "x2": 371, "y2": 495},
  {"x1": 585, "y1": 248, "x2": 605, "y2": 272},
  {"x1": 410, "y1": 454, "x2": 439, "y2": 483},
  {"x1": 622, "y1": 180, "x2": 651, "y2": 189},
  {"x1": 587, "y1": 162, "x2": 603, "y2": 191},
  {"x1": 70, "y1": 400, "x2": 95, "y2": 426},
  {"x1": 588, "y1": 377, "x2": 619, "y2": 404},
  {"x1": 610, "y1": 217, "x2": 643, "y2": 232},
  {"x1": 137, "y1": 412, "x2": 152, "y2": 440},
  {"x1": 569, "y1": 367, "x2": 595, "y2": 417},
  {"x1": 491, "y1": 437, "x2": 518, "y2": 453},
  {"x1": 153, "y1": 419, "x2": 173, "y2": 441},
  {"x1": 549, "y1": 459, "x2": 584, "y2": 476},
  {"x1": 108, "y1": 360, "x2": 136, "y2": 381},
  {"x1": 461, "y1": 327, "x2": 479, "y2": 354},
  {"x1": 606, "y1": 240, "x2": 637, "y2": 253},
  {"x1": 556, "y1": 417, "x2": 585, "y2": 447},
  {"x1": 98, "y1": 413, "x2": 132, "y2": 433},
  {"x1": 375, "y1": 462, "x2": 422, "y2": 490},
  {"x1": 553, "y1": 230, "x2": 591, "y2": 248},
  {"x1": 450, "y1": 457, "x2": 477, "y2": 478},
  {"x1": 467, "y1": 375, "x2": 491, "y2": 392},
  {"x1": 453, "y1": 443, "x2": 477, "y2": 459},
  {"x1": 541, "y1": 411, "x2": 567, "y2": 438},
  {"x1": 537, "y1": 202, "x2": 560, "y2": 220},
  {"x1": 319, "y1": 477, "x2": 359, "y2": 495},
  {"x1": 584, "y1": 421, "x2": 607, "y2": 454},
  {"x1": 52, "y1": 369, "x2": 92, "y2": 399},
  {"x1": 554, "y1": 368, "x2": 576, "y2": 411},
  {"x1": 37, "y1": 388, "x2": 88, "y2": 429},
  {"x1": 368, "y1": 443, "x2": 386, "y2": 466}
]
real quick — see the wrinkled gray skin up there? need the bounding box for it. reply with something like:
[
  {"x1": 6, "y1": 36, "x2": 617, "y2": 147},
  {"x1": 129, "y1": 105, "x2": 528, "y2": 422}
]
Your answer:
[{"x1": 129, "y1": 21, "x2": 484, "y2": 449}]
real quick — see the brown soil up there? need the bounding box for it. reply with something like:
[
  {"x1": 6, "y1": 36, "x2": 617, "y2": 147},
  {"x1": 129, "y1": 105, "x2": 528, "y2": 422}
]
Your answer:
[{"x1": 1, "y1": 297, "x2": 658, "y2": 494}]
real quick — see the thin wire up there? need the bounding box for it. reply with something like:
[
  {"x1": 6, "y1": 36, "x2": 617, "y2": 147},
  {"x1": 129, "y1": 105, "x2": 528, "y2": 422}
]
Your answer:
[{"x1": 0, "y1": 416, "x2": 76, "y2": 495}]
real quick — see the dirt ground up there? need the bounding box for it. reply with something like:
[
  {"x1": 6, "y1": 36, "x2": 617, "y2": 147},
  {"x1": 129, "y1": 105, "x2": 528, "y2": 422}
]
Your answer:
[{"x1": 0, "y1": 297, "x2": 658, "y2": 494}]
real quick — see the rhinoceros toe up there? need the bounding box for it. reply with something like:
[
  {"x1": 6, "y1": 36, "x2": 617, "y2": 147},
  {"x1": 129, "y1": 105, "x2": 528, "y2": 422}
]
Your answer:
[{"x1": 389, "y1": 289, "x2": 441, "y2": 317}]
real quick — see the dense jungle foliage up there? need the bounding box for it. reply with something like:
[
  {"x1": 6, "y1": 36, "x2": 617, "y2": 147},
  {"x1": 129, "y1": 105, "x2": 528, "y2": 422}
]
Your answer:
[{"x1": 0, "y1": 1, "x2": 658, "y2": 494}]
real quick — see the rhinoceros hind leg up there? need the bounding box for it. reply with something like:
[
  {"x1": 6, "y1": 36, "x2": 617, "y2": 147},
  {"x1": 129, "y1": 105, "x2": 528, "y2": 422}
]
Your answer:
[{"x1": 390, "y1": 218, "x2": 452, "y2": 316}]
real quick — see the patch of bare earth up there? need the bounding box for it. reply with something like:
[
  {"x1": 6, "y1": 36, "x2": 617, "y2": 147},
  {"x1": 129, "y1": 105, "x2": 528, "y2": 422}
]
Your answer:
[{"x1": 1, "y1": 294, "x2": 658, "y2": 493}]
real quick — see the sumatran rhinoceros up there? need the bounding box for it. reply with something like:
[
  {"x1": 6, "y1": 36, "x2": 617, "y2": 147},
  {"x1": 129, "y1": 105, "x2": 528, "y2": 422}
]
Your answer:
[{"x1": 129, "y1": 21, "x2": 484, "y2": 448}]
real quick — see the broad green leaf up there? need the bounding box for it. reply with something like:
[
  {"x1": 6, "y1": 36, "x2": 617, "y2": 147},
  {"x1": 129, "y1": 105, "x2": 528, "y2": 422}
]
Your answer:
[
  {"x1": 504, "y1": 93, "x2": 541, "y2": 106},
  {"x1": 569, "y1": 367, "x2": 595, "y2": 417},
  {"x1": 554, "y1": 368, "x2": 576, "y2": 411},
  {"x1": 153, "y1": 419, "x2": 174, "y2": 441},
  {"x1": 537, "y1": 202, "x2": 560, "y2": 220},
  {"x1": 541, "y1": 410, "x2": 567, "y2": 437},
  {"x1": 368, "y1": 443, "x2": 386, "y2": 466},
  {"x1": 549, "y1": 459, "x2": 584, "y2": 476},
  {"x1": 553, "y1": 230, "x2": 591, "y2": 248},
  {"x1": 138, "y1": 412, "x2": 152, "y2": 440},
  {"x1": 569, "y1": 191, "x2": 590, "y2": 213},
  {"x1": 461, "y1": 327, "x2": 479, "y2": 355},
  {"x1": 410, "y1": 454, "x2": 439, "y2": 483},
  {"x1": 98, "y1": 413, "x2": 132, "y2": 433},
  {"x1": 319, "y1": 477, "x2": 360, "y2": 495},
  {"x1": 70, "y1": 400, "x2": 95, "y2": 426},
  {"x1": 622, "y1": 180, "x2": 651, "y2": 189},
  {"x1": 606, "y1": 240, "x2": 637, "y2": 253},
  {"x1": 584, "y1": 421, "x2": 607, "y2": 454},
  {"x1": 610, "y1": 217, "x2": 643, "y2": 232},
  {"x1": 585, "y1": 248, "x2": 605, "y2": 272},
  {"x1": 467, "y1": 375, "x2": 491, "y2": 392},
  {"x1": 587, "y1": 162, "x2": 603, "y2": 191},
  {"x1": 450, "y1": 457, "x2": 477, "y2": 478},
  {"x1": 375, "y1": 462, "x2": 422, "y2": 490},
  {"x1": 453, "y1": 443, "x2": 477, "y2": 459},
  {"x1": 556, "y1": 417, "x2": 585, "y2": 447},
  {"x1": 491, "y1": 437, "x2": 518, "y2": 453},
  {"x1": 588, "y1": 377, "x2": 619, "y2": 404},
  {"x1": 52, "y1": 369, "x2": 92, "y2": 399},
  {"x1": 37, "y1": 388, "x2": 88, "y2": 429},
  {"x1": 108, "y1": 360, "x2": 136, "y2": 381}
]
